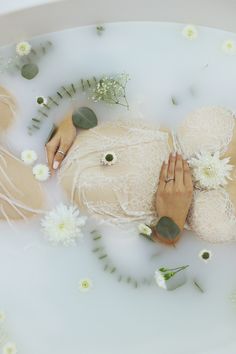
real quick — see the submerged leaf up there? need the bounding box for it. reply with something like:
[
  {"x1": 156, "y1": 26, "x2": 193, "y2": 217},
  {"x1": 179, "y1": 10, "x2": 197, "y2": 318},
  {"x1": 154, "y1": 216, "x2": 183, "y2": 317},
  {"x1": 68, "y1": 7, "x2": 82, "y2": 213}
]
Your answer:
[
  {"x1": 72, "y1": 107, "x2": 98, "y2": 129},
  {"x1": 156, "y1": 216, "x2": 180, "y2": 241},
  {"x1": 21, "y1": 63, "x2": 39, "y2": 80}
]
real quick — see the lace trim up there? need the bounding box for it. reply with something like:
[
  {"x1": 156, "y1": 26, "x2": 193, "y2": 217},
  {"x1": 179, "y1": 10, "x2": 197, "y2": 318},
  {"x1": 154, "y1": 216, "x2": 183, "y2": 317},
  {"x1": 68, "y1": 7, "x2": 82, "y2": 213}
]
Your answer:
[
  {"x1": 187, "y1": 189, "x2": 236, "y2": 243},
  {"x1": 0, "y1": 146, "x2": 44, "y2": 226},
  {"x1": 176, "y1": 106, "x2": 235, "y2": 157}
]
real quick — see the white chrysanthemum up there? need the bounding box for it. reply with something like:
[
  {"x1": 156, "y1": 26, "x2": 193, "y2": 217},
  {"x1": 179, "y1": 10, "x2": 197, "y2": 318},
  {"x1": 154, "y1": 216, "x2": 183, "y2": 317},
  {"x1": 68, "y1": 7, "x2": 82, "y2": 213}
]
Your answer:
[
  {"x1": 41, "y1": 203, "x2": 87, "y2": 246},
  {"x1": 222, "y1": 40, "x2": 236, "y2": 54},
  {"x1": 16, "y1": 41, "x2": 31, "y2": 56},
  {"x1": 0, "y1": 310, "x2": 5, "y2": 323},
  {"x1": 21, "y1": 149, "x2": 38, "y2": 165},
  {"x1": 100, "y1": 151, "x2": 118, "y2": 166},
  {"x1": 199, "y1": 249, "x2": 212, "y2": 263},
  {"x1": 138, "y1": 223, "x2": 152, "y2": 236},
  {"x1": 32, "y1": 164, "x2": 50, "y2": 182},
  {"x1": 189, "y1": 151, "x2": 233, "y2": 190},
  {"x1": 154, "y1": 270, "x2": 167, "y2": 290},
  {"x1": 2, "y1": 342, "x2": 17, "y2": 354},
  {"x1": 36, "y1": 96, "x2": 48, "y2": 106},
  {"x1": 182, "y1": 25, "x2": 198, "y2": 40},
  {"x1": 79, "y1": 278, "x2": 93, "y2": 292}
]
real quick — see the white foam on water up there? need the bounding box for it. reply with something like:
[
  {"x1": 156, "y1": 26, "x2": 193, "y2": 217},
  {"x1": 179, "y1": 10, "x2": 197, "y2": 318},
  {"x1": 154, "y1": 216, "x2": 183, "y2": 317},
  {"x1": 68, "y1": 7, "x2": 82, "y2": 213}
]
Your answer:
[{"x1": 0, "y1": 22, "x2": 236, "y2": 354}]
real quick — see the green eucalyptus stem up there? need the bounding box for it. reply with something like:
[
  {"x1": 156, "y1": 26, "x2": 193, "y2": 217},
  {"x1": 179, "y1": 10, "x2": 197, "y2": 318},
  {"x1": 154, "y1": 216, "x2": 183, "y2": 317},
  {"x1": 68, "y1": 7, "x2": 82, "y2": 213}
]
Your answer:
[{"x1": 28, "y1": 73, "x2": 130, "y2": 134}]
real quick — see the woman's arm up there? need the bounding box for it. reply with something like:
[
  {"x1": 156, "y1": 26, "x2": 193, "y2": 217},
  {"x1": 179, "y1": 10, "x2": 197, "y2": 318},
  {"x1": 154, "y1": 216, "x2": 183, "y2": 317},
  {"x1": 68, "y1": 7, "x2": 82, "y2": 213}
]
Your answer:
[
  {"x1": 154, "y1": 153, "x2": 193, "y2": 245},
  {"x1": 45, "y1": 112, "x2": 76, "y2": 174}
]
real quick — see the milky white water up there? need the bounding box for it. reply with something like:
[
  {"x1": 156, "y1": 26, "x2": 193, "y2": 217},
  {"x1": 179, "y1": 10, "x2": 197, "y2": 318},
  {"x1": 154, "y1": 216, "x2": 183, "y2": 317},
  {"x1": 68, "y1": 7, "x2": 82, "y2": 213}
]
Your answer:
[{"x1": 0, "y1": 22, "x2": 236, "y2": 354}]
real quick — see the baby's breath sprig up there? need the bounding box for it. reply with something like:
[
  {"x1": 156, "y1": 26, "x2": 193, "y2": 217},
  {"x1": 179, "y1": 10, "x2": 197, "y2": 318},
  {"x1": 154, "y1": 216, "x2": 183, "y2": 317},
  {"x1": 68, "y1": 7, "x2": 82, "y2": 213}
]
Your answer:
[
  {"x1": 90, "y1": 230, "x2": 154, "y2": 289},
  {"x1": 91, "y1": 73, "x2": 130, "y2": 109},
  {"x1": 28, "y1": 73, "x2": 130, "y2": 135}
]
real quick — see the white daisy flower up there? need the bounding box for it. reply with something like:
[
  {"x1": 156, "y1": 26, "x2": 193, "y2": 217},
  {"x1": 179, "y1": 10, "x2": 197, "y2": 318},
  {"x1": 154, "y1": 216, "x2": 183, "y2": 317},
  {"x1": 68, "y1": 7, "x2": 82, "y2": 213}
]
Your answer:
[
  {"x1": 0, "y1": 310, "x2": 5, "y2": 323},
  {"x1": 2, "y1": 342, "x2": 17, "y2": 354},
  {"x1": 182, "y1": 25, "x2": 198, "y2": 40},
  {"x1": 138, "y1": 223, "x2": 152, "y2": 236},
  {"x1": 100, "y1": 151, "x2": 118, "y2": 166},
  {"x1": 21, "y1": 149, "x2": 38, "y2": 165},
  {"x1": 16, "y1": 41, "x2": 31, "y2": 56},
  {"x1": 222, "y1": 40, "x2": 236, "y2": 54},
  {"x1": 79, "y1": 278, "x2": 93, "y2": 292},
  {"x1": 154, "y1": 270, "x2": 168, "y2": 290},
  {"x1": 36, "y1": 96, "x2": 48, "y2": 106},
  {"x1": 32, "y1": 164, "x2": 50, "y2": 182},
  {"x1": 41, "y1": 203, "x2": 87, "y2": 246},
  {"x1": 188, "y1": 151, "x2": 233, "y2": 190},
  {"x1": 199, "y1": 249, "x2": 212, "y2": 263}
]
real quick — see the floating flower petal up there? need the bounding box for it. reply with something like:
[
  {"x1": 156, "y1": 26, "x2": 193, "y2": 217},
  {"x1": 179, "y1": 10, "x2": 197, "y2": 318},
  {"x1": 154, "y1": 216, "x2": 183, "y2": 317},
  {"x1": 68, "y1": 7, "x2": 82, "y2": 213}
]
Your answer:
[
  {"x1": 32, "y1": 164, "x2": 50, "y2": 182},
  {"x1": 100, "y1": 151, "x2": 118, "y2": 166},
  {"x1": 199, "y1": 249, "x2": 212, "y2": 263},
  {"x1": 41, "y1": 203, "x2": 87, "y2": 246},
  {"x1": 182, "y1": 25, "x2": 198, "y2": 40},
  {"x1": 3, "y1": 342, "x2": 17, "y2": 354},
  {"x1": 222, "y1": 40, "x2": 236, "y2": 54},
  {"x1": 21, "y1": 149, "x2": 38, "y2": 165},
  {"x1": 16, "y1": 41, "x2": 31, "y2": 56},
  {"x1": 138, "y1": 223, "x2": 152, "y2": 236},
  {"x1": 188, "y1": 151, "x2": 233, "y2": 190},
  {"x1": 79, "y1": 278, "x2": 93, "y2": 292}
]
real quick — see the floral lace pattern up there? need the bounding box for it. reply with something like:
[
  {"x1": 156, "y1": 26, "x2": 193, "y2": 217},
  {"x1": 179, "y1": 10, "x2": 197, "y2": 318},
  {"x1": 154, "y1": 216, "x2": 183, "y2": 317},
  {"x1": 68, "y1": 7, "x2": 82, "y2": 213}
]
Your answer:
[{"x1": 59, "y1": 108, "x2": 236, "y2": 243}]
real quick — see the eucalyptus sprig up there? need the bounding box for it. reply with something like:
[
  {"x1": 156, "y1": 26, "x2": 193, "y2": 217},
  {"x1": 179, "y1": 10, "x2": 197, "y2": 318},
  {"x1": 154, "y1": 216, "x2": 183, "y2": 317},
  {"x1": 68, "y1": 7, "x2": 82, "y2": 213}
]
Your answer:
[
  {"x1": 91, "y1": 230, "x2": 154, "y2": 289},
  {"x1": 28, "y1": 73, "x2": 130, "y2": 135}
]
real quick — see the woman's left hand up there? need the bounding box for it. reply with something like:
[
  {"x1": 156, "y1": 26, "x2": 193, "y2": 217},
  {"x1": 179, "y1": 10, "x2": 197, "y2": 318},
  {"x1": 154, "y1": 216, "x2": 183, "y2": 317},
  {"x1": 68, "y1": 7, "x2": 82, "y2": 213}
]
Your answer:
[{"x1": 45, "y1": 112, "x2": 77, "y2": 174}]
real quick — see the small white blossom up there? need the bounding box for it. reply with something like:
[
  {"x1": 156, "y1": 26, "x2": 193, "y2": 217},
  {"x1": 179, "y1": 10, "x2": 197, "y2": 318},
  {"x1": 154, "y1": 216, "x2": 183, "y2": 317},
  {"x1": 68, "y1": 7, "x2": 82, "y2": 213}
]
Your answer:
[
  {"x1": 222, "y1": 40, "x2": 236, "y2": 54},
  {"x1": 0, "y1": 310, "x2": 5, "y2": 323},
  {"x1": 41, "y1": 203, "x2": 87, "y2": 246},
  {"x1": 32, "y1": 164, "x2": 50, "y2": 182},
  {"x1": 199, "y1": 249, "x2": 212, "y2": 263},
  {"x1": 2, "y1": 342, "x2": 17, "y2": 354},
  {"x1": 182, "y1": 25, "x2": 198, "y2": 40},
  {"x1": 189, "y1": 151, "x2": 233, "y2": 190},
  {"x1": 36, "y1": 96, "x2": 48, "y2": 106},
  {"x1": 100, "y1": 151, "x2": 118, "y2": 166},
  {"x1": 138, "y1": 223, "x2": 152, "y2": 236},
  {"x1": 21, "y1": 149, "x2": 38, "y2": 165},
  {"x1": 154, "y1": 270, "x2": 168, "y2": 290},
  {"x1": 79, "y1": 278, "x2": 93, "y2": 292},
  {"x1": 16, "y1": 41, "x2": 31, "y2": 56}
]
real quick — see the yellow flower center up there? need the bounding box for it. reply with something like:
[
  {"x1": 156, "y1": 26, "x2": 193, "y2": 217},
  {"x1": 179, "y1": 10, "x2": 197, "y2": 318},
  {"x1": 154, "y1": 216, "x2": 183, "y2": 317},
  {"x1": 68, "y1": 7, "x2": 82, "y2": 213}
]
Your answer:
[
  {"x1": 203, "y1": 166, "x2": 215, "y2": 177},
  {"x1": 82, "y1": 281, "x2": 89, "y2": 288},
  {"x1": 58, "y1": 223, "x2": 65, "y2": 230},
  {"x1": 188, "y1": 30, "x2": 194, "y2": 36}
]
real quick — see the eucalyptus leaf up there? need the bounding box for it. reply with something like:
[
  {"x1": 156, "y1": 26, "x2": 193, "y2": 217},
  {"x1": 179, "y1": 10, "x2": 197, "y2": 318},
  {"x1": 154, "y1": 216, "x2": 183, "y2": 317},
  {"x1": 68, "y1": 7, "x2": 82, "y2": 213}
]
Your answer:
[
  {"x1": 21, "y1": 63, "x2": 39, "y2": 80},
  {"x1": 156, "y1": 216, "x2": 180, "y2": 241},
  {"x1": 72, "y1": 107, "x2": 98, "y2": 129}
]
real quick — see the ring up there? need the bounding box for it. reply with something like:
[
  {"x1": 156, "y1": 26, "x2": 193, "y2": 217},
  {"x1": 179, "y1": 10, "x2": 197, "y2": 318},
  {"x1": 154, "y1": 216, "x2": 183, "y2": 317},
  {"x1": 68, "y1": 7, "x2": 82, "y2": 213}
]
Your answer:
[
  {"x1": 57, "y1": 150, "x2": 65, "y2": 156},
  {"x1": 165, "y1": 177, "x2": 175, "y2": 183}
]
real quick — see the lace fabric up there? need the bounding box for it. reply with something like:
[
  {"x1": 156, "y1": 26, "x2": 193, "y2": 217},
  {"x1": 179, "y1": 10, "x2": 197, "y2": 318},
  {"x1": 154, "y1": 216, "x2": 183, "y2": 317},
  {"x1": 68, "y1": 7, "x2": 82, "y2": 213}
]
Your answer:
[
  {"x1": 59, "y1": 107, "x2": 236, "y2": 243},
  {"x1": 0, "y1": 94, "x2": 44, "y2": 227}
]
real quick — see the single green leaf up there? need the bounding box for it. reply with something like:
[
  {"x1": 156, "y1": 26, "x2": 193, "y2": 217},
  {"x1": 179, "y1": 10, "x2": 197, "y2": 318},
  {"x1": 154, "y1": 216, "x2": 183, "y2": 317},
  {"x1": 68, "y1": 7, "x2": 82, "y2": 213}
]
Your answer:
[
  {"x1": 156, "y1": 216, "x2": 180, "y2": 241},
  {"x1": 72, "y1": 107, "x2": 98, "y2": 129},
  {"x1": 21, "y1": 63, "x2": 39, "y2": 80}
]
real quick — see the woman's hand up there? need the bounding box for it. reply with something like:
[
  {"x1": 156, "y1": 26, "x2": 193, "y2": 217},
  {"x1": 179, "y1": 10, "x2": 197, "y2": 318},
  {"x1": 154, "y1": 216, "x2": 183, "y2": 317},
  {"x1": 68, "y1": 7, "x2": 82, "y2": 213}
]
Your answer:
[
  {"x1": 155, "y1": 153, "x2": 193, "y2": 244},
  {"x1": 45, "y1": 112, "x2": 77, "y2": 174}
]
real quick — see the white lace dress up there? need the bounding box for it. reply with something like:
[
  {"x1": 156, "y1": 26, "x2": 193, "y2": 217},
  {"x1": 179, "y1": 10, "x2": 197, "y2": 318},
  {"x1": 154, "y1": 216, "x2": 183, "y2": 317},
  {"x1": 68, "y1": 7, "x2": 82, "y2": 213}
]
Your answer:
[{"x1": 58, "y1": 107, "x2": 236, "y2": 243}]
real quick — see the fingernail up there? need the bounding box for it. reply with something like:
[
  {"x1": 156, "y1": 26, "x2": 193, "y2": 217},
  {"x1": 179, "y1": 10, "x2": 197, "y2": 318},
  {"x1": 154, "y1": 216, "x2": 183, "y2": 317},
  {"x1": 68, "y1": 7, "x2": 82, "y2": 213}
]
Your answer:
[
  {"x1": 53, "y1": 161, "x2": 59, "y2": 170},
  {"x1": 165, "y1": 158, "x2": 169, "y2": 164},
  {"x1": 172, "y1": 151, "x2": 176, "y2": 157}
]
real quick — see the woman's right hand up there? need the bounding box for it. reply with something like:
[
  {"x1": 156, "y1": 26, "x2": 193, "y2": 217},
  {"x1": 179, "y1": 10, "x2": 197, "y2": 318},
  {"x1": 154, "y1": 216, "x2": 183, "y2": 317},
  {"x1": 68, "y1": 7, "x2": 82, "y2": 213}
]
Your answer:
[
  {"x1": 45, "y1": 112, "x2": 77, "y2": 175},
  {"x1": 155, "y1": 153, "x2": 193, "y2": 244}
]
